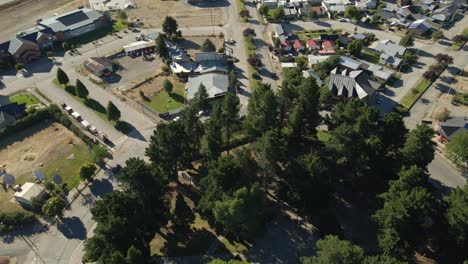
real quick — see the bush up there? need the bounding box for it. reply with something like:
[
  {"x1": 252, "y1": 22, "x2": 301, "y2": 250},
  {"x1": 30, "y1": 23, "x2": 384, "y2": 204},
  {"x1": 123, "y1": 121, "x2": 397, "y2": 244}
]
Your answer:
[
  {"x1": 115, "y1": 120, "x2": 133, "y2": 134},
  {"x1": 91, "y1": 144, "x2": 110, "y2": 164},
  {"x1": 15, "y1": 63, "x2": 25, "y2": 71},
  {"x1": 0, "y1": 212, "x2": 36, "y2": 232},
  {"x1": 243, "y1": 28, "x2": 256, "y2": 37},
  {"x1": 453, "y1": 92, "x2": 468, "y2": 106},
  {"x1": 65, "y1": 85, "x2": 77, "y2": 96}
]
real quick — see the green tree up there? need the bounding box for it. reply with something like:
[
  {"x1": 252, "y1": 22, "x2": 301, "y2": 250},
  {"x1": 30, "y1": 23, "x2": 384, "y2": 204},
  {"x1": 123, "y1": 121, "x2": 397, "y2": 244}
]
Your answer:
[
  {"x1": 380, "y1": 112, "x2": 407, "y2": 153},
  {"x1": 192, "y1": 83, "x2": 210, "y2": 111},
  {"x1": 209, "y1": 259, "x2": 249, "y2": 264},
  {"x1": 313, "y1": 55, "x2": 340, "y2": 79},
  {"x1": 201, "y1": 102, "x2": 223, "y2": 159},
  {"x1": 229, "y1": 70, "x2": 237, "y2": 88},
  {"x1": 432, "y1": 30, "x2": 444, "y2": 41},
  {"x1": 258, "y1": 4, "x2": 269, "y2": 15},
  {"x1": 57, "y1": 67, "x2": 69, "y2": 85},
  {"x1": 62, "y1": 42, "x2": 70, "y2": 51},
  {"x1": 307, "y1": 10, "x2": 319, "y2": 20},
  {"x1": 300, "y1": 235, "x2": 365, "y2": 264},
  {"x1": 146, "y1": 121, "x2": 190, "y2": 179},
  {"x1": 400, "y1": 124, "x2": 435, "y2": 168},
  {"x1": 163, "y1": 79, "x2": 173, "y2": 94},
  {"x1": 91, "y1": 144, "x2": 110, "y2": 164},
  {"x1": 403, "y1": 50, "x2": 417, "y2": 64},
  {"x1": 295, "y1": 56, "x2": 308, "y2": 69},
  {"x1": 348, "y1": 39, "x2": 364, "y2": 56},
  {"x1": 443, "y1": 185, "x2": 468, "y2": 246},
  {"x1": 107, "y1": 101, "x2": 121, "y2": 121},
  {"x1": 172, "y1": 193, "x2": 195, "y2": 229},
  {"x1": 75, "y1": 79, "x2": 89, "y2": 99},
  {"x1": 155, "y1": 35, "x2": 168, "y2": 61},
  {"x1": 221, "y1": 92, "x2": 240, "y2": 152},
  {"x1": 162, "y1": 16, "x2": 178, "y2": 36},
  {"x1": 244, "y1": 82, "x2": 278, "y2": 137},
  {"x1": 399, "y1": 33, "x2": 414, "y2": 47},
  {"x1": 271, "y1": 7, "x2": 285, "y2": 21},
  {"x1": 199, "y1": 155, "x2": 253, "y2": 212},
  {"x1": 79, "y1": 162, "x2": 97, "y2": 181},
  {"x1": 345, "y1": 6, "x2": 360, "y2": 20},
  {"x1": 364, "y1": 255, "x2": 407, "y2": 264},
  {"x1": 180, "y1": 106, "x2": 204, "y2": 159},
  {"x1": 126, "y1": 246, "x2": 145, "y2": 264},
  {"x1": 274, "y1": 37, "x2": 281, "y2": 49},
  {"x1": 201, "y1": 38, "x2": 216, "y2": 52},
  {"x1": 42, "y1": 197, "x2": 66, "y2": 218},
  {"x1": 213, "y1": 183, "x2": 266, "y2": 238},
  {"x1": 255, "y1": 130, "x2": 286, "y2": 184},
  {"x1": 445, "y1": 131, "x2": 468, "y2": 168}
]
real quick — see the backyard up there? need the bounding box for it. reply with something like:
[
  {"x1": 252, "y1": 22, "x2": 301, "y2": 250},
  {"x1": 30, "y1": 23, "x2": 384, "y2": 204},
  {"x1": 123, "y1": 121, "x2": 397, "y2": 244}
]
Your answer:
[
  {"x1": 295, "y1": 29, "x2": 342, "y2": 42},
  {"x1": 127, "y1": 75, "x2": 186, "y2": 113},
  {"x1": 9, "y1": 92, "x2": 41, "y2": 107},
  {"x1": 179, "y1": 36, "x2": 224, "y2": 58},
  {"x1": 0, "y1": 121, "x2": 91, "y2": 213}
]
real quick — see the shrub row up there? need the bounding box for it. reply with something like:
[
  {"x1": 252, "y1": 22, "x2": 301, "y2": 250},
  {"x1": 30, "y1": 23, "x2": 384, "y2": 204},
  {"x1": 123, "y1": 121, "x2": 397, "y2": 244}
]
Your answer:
[{"x1": 0, "y1": 212, "x2": 36, "y2": 233}]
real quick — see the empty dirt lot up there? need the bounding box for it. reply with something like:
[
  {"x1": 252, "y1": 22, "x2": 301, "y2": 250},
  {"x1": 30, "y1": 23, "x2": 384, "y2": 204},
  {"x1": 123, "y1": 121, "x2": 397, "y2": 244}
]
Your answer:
[
  {"x1": 128, "y1": 0, "x2": 228, "y2": 28},
  {"x1": 0, "y1": 0, "x2": 88, "y2": 43}
]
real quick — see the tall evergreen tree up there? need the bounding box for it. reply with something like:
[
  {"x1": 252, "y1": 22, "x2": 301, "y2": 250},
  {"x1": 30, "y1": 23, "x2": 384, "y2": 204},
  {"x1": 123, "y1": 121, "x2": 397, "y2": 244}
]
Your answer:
[
  {"x1": 155, "y1": 35, "x2": 168, "y2": 61},
  {"x1": 75, "y1": 79, "x2": 89, "y2": 99},
  {"x1": 221, "y1": 92, "x2": 240, "y2": 153},
  {"x1": 162, "y1": 16, "x2": 178, "y2": 36},
  {"x1": 192, "y1": 83, "x2": 210, "y2": 111},
  {"x1": 107, "y1": 101, "x2": 121, "y2": 121},
  {"x1": 244, "y1": 83, "x2": 278, "y2": 137},
  {"x1": 57, "y1": 67, "x2": 69, "y2": 85},
  {"x1": 400, "y1": 124, "x2": 435, "y2": 168}
]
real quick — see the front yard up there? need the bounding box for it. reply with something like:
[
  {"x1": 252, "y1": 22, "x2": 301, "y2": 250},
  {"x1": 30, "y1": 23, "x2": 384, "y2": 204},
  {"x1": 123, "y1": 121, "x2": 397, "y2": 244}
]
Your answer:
[
  {"x1": 127, "y1": 75, "x2": 186, "y2": 113},
  {"x1": 9, "y1": 93, "x2": 41, "y2": 107}
]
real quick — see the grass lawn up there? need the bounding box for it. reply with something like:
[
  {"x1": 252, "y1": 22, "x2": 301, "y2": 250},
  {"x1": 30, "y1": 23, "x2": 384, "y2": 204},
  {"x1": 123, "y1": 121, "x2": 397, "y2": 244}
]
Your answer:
[
  {"x1": 454, "y1": 92, "x2": 468, "y2": 106},
  {"x1": 400, "y1": 78, "x2": 431, "y2": 110},
  {"x1": 16, "y1": 143, "x2": 91, "y2": 188},
  {"x1": 9, "y1": 93, "x2": 40, "y2": 107},
  {"x1": 450, "y1": 41, "x2": 465, "y2": 51},
  {"x1": 145, "y1": 82, "x2": 186, "y2": 113},
  {"x1": 53, "y1": 79, "x2": 110, "y2": 123},
  {"x1": 112, "y1": 19, "x2": 129, "y2": 31},
  {"x1": 360, "y1": 50, "x2": 380, "y2": 64},
  {"x1": 296, "y1": 29, "x2": 341, "y2": 41},
  {"x1": 218, "y1": 237, "x2": 248, "y2": 254}
]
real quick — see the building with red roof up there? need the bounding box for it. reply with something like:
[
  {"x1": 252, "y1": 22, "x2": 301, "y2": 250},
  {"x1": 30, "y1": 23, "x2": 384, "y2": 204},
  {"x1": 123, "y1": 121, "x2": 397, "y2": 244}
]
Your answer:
[
  {"x1": 322, "y1": 40, "x2": 335, "y2": 50},
  {"x1": 293, "y1": 40, "x2": 304, "y2": 51},
  {"x1": 306, "y1": 39, "x2": 320, "y2": 50}
]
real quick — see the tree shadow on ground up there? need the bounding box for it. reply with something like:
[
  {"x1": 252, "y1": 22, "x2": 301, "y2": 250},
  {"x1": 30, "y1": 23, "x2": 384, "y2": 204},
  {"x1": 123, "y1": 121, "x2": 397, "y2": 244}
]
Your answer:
[
  {"x1": 161, "y1": 227, "x2": 229, "y2": 257},
  {"x1": 1, "y1": 218, "x2": 44, "y2": 244},
  {"x1": 84, "y1": 99, "x2": 107, "y2": 114},
  {"x1": 117, "y1": 121, "x2": 147, "y2": 141},
  {"x1": 180, "y1": 39, "x2": 201, "y2": 50},
  {"x1": 436, "y1": 83, "x2": 457, "y2": 95},
  {"x1": 89, "y1": 178, "x2": 114, "y2": 198},
  {"x1": 57, "y1": 216, "x2": 87, "y2": 240},
  {"x1": 170, "y1": 93, "x2": 185, "y2": 104}
]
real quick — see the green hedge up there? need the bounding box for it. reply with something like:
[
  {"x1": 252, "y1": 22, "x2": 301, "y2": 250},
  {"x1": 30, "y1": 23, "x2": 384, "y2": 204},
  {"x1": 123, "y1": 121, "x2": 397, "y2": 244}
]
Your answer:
[{"x1": 0, "y1": 212, "x2": 36, "y2": 233}]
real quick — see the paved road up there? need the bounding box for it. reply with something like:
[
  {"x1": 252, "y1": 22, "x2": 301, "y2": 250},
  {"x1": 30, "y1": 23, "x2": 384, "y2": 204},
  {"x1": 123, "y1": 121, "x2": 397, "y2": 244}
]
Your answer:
[{"x1": 428, "y1": 154, "x2": 466, "y2": 189}]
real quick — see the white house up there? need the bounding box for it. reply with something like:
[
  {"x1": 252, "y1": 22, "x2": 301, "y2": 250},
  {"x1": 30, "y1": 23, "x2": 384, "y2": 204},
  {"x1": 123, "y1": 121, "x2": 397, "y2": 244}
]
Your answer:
[{"x1": 14, "y1": 182, "x2": 46, "y2": 208}]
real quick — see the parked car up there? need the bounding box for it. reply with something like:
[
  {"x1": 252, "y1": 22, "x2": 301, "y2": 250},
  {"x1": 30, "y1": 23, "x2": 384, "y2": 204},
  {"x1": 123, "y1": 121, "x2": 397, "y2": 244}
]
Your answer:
[
  {"x1": 172, "y1": 116, "x2": 181, "y2": 122},
  {"x1": 338, "y1": 18, "x2": 349, "y2": 22}
]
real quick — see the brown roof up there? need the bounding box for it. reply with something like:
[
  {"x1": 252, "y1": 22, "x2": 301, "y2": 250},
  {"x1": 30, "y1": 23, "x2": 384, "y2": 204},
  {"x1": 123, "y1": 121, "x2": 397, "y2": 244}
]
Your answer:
[{"x1": 84, "y1": 57, "x2": 112, "y2": 72}]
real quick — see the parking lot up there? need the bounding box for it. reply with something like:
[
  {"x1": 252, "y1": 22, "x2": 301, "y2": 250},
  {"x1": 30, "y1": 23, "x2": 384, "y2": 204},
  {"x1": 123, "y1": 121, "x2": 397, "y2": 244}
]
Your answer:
[{"x1": 105, "y1": 52, "x2": 161, "y2": 90}]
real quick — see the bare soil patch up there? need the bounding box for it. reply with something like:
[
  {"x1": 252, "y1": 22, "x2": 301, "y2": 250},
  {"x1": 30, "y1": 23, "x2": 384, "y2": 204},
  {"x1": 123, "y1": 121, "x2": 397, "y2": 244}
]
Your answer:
[
  {"x1": 128, "y1": 0, "x2": 227, "y2": 28},
  {"x1": 0, "y1": 121, "x2": 88, "y2": 181},
  {"x1": 126, "y1": 74, "x2": 181, "y2": 100},
  {"x1": 0, "y1": 0, "x2": 88, "y2": 43}
]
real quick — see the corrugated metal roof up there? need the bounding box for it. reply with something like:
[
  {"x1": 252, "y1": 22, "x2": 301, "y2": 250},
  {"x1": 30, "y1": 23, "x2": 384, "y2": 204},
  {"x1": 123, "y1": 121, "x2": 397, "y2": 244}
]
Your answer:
[
  {"x1": 39, "y1": 8, "x2": 103, "y2": 33},
  {"x1": 187, "y1": 73, "x2": 229, "y2": 100}
]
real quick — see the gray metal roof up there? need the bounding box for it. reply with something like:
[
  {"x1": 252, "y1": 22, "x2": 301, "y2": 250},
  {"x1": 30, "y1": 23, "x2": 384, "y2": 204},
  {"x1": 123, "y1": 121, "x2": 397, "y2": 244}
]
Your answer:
[
  {"x1": 328, "y1": 68, "x2": 379, "y2": 100},
  {"x1": 7, "y1": 37, "x2": 36, "y2": 54},
  {"x1": 187, "y1": 73, "x2": 229, "y2": 100},
  {"x1": 339, "y1": 56, "x2": 363, "y2": 70},
  {"x1": 440, "y1": 116, "x2": 468, "y2": 140},
  {"x1": 38, "y1": 8, "x2": 103, "y2": 33},
  {"x1": 371, "y1": 40, "x2": 406, "y2": 57}
]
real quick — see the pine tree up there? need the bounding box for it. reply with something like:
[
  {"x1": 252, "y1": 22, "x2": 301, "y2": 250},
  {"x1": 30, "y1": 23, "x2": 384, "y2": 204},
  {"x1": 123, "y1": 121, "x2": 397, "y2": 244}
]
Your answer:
[
  {"x1": 107, "y1": 101, "x2": 121, "y2": 121},
  {"x1": 75, "y1": 79, "x2": 89, "y2": 99},
  {"x1": 57, "y1": 67, "x2": 69, "y2": 85}
]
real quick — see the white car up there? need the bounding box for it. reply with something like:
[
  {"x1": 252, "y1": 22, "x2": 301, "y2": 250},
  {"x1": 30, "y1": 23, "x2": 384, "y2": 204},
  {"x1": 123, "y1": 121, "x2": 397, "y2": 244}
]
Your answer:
[
  {"x1": 338, "y1": 18, "x2": 349, "y2": 22},
  {"x1": 172, "y1": 116, "x2": 181, "y2": 122},
  {"x1": 197, "y1": 110, "x2": 205, "y2": 116}
]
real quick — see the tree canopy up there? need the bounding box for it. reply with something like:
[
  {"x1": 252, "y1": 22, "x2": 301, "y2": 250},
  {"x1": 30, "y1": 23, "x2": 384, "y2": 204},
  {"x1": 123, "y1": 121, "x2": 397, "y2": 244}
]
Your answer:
[{"x1": 162, "y1": 16, "x2": 178, "y2": 36}]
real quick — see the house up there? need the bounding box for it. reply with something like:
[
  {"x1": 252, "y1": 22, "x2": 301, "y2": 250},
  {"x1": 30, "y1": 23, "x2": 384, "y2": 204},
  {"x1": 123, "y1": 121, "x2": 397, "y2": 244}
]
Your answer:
[
  {"x1": 377, "y1": 10, "x2": 397, "y2": 21},
  {"x1": 396, "y1": 6, "x2": 417, "y2": 20},
  {"x1": 16, "y1": 26, "x2": 54, "y2": 49},
  {"x1": 348, "y1": 33, "x2": 366, "y2": 41},
  {"x1": 435, "y1": 116, "x2": 468, "y2": 141},
  {"x1": 123, "y1": 40, "x2": 155, "y2": 56},
  {"x1": 302, "y1": 70, "x2": 323, "y2": 85},
  {"x1": 0, "y1": 95, "x2": 26, "y2": 129},
  {"x1": 168, "y1": 43, "x2": 194, "y2": 73},
  {"x1": 261, "y1": 0, "x2": 279, "y2": 8},
  {"x1": 280, "y1": 40, "x2": 292, "y2": 52},
  {"x1": 339, "y1": 56, "x2": 364, "y2": 70},
  {"x1": 408, "y1": 19, "x2": 433, "y2": 35},
  {"x1": 328, "y1": 67, "x2": 381, "y2": 104},
  {"x1": 322, "y1": 40, "x2": 335, "y2": 51},
  {"x1": 83, "y1": 57, "x2": 114, "y2": 77},
  {"x1": 355, "y1": 0, "x2": 377, "y2": 10},
  {"x1": 369, "y1": 39, "x2": 406, "y2": 68},
  {"x1": 318, "y1": 49, "x2": 336, "y2": 55},
  {"x1": 194, "y1": 52, "x2": 229, "y2": 74},
  {"x1": 14, "y1": 182, "x2": 46, "y2": 208},
  {"x1": 360, "y1": 62, "x2": 393, "y2": 82},
  {"x1": 308, "y1": 54, "x2": 331, "y2": 65},
  {"x1": 293, "y1": 40, "x2": 304, "y2": 51},
  {"x1": 187, "y1": 73, "x2": 229, "y2": 101},
  {"x1": 8, "y1": 37, "x2": 41, "y2": 64},
  {"x1": 37, "y1": 8, "x2": 108, "y2": 42},
  {"x1": 284, "y1": 4, "x2": 298, "y2": 17},
  {"x1": 432, "y1": 1, "x2": 461, "y2": 24},
  {"x1": 322, "y1": 0, "x2": 351, "y2": 15},
  {"x1": 306, "y1": 39, "x2": 320, "y2": 50},
  {"x1": 320, "y1": 34, "x2": 340, "y2": 42},
  {"x1": 274, "y1": 24, "x2": 286, "y2": 38}
]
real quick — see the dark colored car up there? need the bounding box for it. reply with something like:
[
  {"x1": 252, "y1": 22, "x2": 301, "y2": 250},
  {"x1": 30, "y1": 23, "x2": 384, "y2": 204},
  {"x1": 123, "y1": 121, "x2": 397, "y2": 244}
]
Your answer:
[{"x1": 111, "y1": 164, "x2": 122, "y2": 174}]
